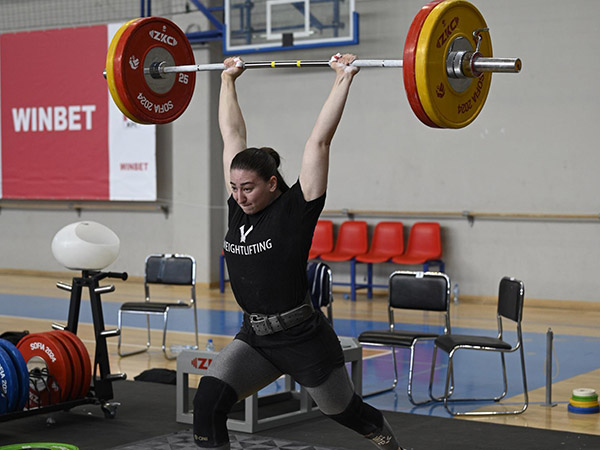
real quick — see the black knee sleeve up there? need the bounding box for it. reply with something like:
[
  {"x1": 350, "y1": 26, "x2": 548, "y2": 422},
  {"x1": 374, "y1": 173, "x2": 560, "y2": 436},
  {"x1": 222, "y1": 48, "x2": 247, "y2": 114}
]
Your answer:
[
  {"x1": 327, "y1": 393, "x2": 383, "y2": 436},
  {"x1": 328, "y1": 395, "x2": 401, "y2": 449},
  {"x1": 193, "y1": 376, "x2": 239, "y2": 448}
]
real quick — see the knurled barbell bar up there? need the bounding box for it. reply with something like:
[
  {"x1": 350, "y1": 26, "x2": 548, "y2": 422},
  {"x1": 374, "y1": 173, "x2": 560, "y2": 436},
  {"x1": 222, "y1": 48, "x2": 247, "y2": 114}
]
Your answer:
[{"x1": 105, "y1": 0, "x2": 522, "y2": 128}]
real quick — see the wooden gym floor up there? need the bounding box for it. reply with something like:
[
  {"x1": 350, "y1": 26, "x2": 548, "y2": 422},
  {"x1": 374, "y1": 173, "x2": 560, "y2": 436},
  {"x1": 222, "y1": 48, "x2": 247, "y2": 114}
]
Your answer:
[{"x1": 1, "y1": 269, "x2": 599, "y2": 437}]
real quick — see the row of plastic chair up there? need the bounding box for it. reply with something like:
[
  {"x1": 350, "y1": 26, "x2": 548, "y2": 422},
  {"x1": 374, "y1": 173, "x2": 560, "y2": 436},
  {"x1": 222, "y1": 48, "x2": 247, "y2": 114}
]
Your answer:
[{"x1": 310, "y1": 220, "x2": 444, "y2": 300}]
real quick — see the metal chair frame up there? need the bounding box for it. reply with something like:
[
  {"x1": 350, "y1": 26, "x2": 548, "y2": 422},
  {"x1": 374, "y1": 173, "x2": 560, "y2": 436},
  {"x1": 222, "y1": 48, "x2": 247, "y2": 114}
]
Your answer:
[
  {"x1": 358, "y1": 271, "x2": 452, "y2": 405},
  {"x1": 307, "y1": 261, "x2": 334, "y2": 325},
  {"x1": 118, "y1": 253, "x2": 198, "y2": 360},
  {"x1": 429, "y1": 276, "x2": 528, "y2": 416}
]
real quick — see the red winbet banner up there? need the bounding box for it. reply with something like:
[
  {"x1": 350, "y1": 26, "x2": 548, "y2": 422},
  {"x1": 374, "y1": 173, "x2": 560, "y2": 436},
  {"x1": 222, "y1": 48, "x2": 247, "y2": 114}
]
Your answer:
[{"x1": 0, "y1": 24, "x2": 156, "y2": 200}]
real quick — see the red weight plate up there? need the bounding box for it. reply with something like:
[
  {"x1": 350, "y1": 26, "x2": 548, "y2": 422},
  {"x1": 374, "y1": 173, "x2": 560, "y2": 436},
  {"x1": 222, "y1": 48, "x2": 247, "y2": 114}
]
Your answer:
[
  {"x1": 113, "y1": 17, "x2": 196, "y2": 124},
  {"x1": 40, "y1": 332, "x2": 73, "y2": 404},
  {"x1": 403, "y1": 0, "x2": 444, "y2": 128},
  {"x1": 54, "y1": 330, "x2": 92, "y2": 399},
  {"x1": 17, "y1": 333, "x2": 73, "y2": 407},
  {"x1": 50, "y1": 331, "x2": 82, "y2": 401}
]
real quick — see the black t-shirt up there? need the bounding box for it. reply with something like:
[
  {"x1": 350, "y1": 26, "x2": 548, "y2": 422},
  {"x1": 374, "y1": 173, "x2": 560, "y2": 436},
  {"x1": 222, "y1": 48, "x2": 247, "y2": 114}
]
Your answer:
[
  {"x1": 223, "y1": 181, "x2": 344, "y2": 385},
  {"x1": 224, "y1": 181, "x2": 325, "y2": 315}
]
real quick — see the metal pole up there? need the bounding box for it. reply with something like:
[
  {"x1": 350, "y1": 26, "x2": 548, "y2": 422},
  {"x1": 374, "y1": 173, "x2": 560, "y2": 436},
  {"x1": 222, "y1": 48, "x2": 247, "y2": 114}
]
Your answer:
[{"x1": 542, "y1": 327, "x2": 557, "y2": 407}]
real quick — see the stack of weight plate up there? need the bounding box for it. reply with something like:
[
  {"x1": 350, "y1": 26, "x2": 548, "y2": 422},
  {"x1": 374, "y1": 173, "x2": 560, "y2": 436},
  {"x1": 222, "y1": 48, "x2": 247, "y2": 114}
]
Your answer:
[
  {"x1": 568, "y1": 388, "x2": 600, "y2": 414},
  {"x1": 0, "y1": 331, "x2": 92, "y2": 414}
]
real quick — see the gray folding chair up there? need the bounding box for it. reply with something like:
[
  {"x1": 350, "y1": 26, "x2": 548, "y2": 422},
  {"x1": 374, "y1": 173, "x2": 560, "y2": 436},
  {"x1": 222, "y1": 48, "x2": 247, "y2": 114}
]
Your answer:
[
  {"x1": 430, "y1": 276, "x2": 528, "y2": 416},
  {"x1": 118, "y1": 253, "x2": 198, "y2": 360},
  {"x1": 358, "y1": 271, "x2": 451, "y2": 405}
]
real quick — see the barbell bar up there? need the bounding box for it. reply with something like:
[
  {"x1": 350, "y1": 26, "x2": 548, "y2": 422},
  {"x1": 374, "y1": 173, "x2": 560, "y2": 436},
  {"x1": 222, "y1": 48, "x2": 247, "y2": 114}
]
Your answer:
[
  {"x1": 147, "y1": 55, "x2": 519, "y2": 77},
  {"x1": 105, "y1": 0, "x2": 522, "y2": 128}
]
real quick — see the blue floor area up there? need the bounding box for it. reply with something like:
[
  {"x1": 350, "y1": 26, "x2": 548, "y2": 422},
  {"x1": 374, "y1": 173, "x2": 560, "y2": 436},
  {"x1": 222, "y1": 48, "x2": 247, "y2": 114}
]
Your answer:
[{"x1": 1, "y1": 292, "x2": 599, "y2": 417}]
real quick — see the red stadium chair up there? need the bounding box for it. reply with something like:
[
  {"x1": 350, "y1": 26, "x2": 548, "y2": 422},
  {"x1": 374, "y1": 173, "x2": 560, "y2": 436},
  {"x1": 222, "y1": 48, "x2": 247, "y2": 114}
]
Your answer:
[
  {"x1": 392, "y1": 222, "x2": 444, "y2": 272},
  {"x1": 356, "y1": 221, "x2": 405, "y2": 298},
  {"x1": 308, "y1": 220, "x2": 334, "y2": 260},
  {"x1": 320, "y1": 221, "x2": 368, "y2": 301}
]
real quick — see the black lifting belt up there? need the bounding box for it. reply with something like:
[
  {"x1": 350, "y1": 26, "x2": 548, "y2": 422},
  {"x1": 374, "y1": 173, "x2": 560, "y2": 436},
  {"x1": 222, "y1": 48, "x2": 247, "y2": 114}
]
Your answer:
[{"x1": 248, "y1": 293, "x2": 314, "y2": 336}]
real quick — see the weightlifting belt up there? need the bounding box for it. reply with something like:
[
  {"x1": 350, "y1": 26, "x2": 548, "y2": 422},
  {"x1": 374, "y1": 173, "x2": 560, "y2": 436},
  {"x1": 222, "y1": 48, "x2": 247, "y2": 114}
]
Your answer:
[{"x1": 248, "y1": 294, "x2": 314, "y2": 336}]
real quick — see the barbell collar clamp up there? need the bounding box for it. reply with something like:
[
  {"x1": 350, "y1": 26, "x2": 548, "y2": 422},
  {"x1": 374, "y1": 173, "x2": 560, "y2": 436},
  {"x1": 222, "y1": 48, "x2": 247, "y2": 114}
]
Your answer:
[{"x1": 149, "y1": 61, "x2": 168, "y2": 79}]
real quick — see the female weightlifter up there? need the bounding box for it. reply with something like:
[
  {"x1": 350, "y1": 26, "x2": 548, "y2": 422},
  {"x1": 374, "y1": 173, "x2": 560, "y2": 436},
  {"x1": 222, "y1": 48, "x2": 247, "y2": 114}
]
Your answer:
[{"x1": 193, "y1": 53, "x2": 406, "y2": 450}]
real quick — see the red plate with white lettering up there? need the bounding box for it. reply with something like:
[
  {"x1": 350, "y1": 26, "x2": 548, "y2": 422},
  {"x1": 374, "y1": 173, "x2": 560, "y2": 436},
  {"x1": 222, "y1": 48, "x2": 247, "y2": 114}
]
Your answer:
[
  {"x1": 17, "y1": 333, "x2": 73, "y2": 407},
  {"x1": 50, "y1": 331, "x2": 81, "y2": 401},
  {"x1": 403, "y1": 0, "x2": 444, "y2": 128},
  {"x1": 54, "y1": 330, "x2": 92, "y2": 399},
  {"x1": 112, "y1": 17, "x2": 196, "y2": 124}
]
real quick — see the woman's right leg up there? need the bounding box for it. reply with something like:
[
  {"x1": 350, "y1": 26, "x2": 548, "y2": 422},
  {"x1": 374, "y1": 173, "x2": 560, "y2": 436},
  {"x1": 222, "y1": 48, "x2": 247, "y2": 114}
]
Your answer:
[{"x1": 193, "y1": 339, "x2": 282, "y2": 449}]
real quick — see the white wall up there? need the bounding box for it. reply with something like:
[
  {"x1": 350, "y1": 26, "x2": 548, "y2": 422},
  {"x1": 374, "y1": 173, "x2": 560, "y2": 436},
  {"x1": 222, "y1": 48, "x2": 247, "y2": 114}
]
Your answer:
[{"x1": 1, "y1": 0, "x2": 599, "y2": 302}]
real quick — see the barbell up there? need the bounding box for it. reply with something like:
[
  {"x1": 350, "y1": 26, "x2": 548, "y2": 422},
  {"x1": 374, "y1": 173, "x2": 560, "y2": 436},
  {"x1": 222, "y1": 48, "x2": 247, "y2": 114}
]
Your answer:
[{"x1": 105, "y1": 0, "x2": 522, "y2": 128}]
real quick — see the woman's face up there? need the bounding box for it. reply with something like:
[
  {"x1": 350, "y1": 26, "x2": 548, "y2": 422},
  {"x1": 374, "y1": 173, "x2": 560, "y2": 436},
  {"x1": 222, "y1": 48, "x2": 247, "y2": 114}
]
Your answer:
[{"x1": 230, "y1": 169, "x2": 278, "y2": 214}]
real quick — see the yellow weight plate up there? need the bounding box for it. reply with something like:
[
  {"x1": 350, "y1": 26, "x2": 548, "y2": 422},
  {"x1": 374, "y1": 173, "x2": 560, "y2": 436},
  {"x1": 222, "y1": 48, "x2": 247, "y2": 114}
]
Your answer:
[
  {"x1": 569, "y1": 398, "x2": 600, "y2": 408},
  {"x1": 415, "y1": 0, "x2": 492, "y2": 128},
  {"x1": 106, "y1": 19, "x2": 147, "y2": 123}
]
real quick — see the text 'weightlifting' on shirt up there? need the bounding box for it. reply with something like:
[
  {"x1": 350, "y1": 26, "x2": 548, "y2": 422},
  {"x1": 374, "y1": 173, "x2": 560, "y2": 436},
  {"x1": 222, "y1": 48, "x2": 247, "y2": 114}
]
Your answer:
[{"x1": 223, "y1": 224, "x2": 273, "y2": 256}]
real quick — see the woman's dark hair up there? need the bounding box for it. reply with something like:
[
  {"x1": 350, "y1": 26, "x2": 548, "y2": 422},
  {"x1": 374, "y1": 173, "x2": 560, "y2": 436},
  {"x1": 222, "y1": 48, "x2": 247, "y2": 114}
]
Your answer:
[{"x1": 230, "y1": 147, "x2": 290, "y2": 193}]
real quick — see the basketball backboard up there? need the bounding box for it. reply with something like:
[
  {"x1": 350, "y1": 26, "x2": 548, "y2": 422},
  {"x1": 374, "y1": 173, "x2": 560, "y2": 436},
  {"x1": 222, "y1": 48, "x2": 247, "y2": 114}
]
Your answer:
[{"x1": 224, "y1": 0, "x2": 357, "y2": 54}]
